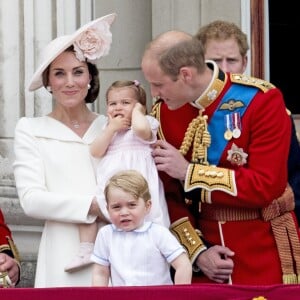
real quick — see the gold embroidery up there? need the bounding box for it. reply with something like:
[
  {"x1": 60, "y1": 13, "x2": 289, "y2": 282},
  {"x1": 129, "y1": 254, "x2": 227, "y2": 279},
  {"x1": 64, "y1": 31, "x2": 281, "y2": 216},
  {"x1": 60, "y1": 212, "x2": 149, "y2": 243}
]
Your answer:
[
  {"x1": 230, "y1": 73, "x2": 275, "y2": 93},
  {"x1": 219, "y1": 99, "x2": 244, "y2": 111},
  {"x1": 185, "y1": 164, "x2": 237, "y2": 196},
  {"x1": 170, "y1": 217, "x2": 207, "y2": 263}
]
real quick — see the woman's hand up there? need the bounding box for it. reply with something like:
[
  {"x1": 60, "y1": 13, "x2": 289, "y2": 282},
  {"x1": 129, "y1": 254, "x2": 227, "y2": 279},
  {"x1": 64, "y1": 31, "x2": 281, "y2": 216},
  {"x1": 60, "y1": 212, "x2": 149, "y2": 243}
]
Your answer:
[{"x1": 89, "y1": 197, "x2": 110, "y2": 224}]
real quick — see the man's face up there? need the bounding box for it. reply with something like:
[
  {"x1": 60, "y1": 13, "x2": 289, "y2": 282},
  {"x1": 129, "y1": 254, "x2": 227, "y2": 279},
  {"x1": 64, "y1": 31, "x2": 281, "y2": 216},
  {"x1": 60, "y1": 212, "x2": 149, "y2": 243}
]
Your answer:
[
  {"x1": 204, "y1": 38, "x2": 247, "y2": 74},
  {"x1": 141, "y1": 57, "x2": 188, "y2": 110}
]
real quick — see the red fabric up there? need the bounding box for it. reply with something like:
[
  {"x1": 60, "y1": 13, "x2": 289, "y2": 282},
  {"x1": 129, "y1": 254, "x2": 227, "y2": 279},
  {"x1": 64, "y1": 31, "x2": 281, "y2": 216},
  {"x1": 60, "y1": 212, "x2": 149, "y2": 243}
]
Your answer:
[
  {"x1": 0, "y1": 209, "x2": 12, "y2": 246},
  {"x1": 157, "y1": 74, "x2": 296, "y2": 284},
  {"x1": 1, "y1": 284, "x2": 300, "y2": 300}
]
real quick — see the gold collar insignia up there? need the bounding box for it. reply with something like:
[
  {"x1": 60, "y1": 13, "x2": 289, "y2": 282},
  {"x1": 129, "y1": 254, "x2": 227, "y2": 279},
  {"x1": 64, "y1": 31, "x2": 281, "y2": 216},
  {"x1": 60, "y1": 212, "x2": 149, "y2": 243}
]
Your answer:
[{"x1": 193, "y1": 60, "x2": 227, "y2": 109}]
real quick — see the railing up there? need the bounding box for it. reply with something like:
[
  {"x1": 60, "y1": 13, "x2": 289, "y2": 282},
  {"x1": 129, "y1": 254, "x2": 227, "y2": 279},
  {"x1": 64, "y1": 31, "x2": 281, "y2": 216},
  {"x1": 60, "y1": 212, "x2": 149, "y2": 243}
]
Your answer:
[{"x1": 1, "y1": 283, "x2": 300, "y2": 300}]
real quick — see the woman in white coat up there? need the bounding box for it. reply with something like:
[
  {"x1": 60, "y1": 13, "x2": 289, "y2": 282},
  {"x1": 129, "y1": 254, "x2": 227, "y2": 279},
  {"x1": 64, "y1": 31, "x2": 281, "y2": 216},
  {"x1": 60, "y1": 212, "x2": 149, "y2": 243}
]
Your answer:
[{"x1": 13, "y1": 13, "x2": 116, "y2": 287}]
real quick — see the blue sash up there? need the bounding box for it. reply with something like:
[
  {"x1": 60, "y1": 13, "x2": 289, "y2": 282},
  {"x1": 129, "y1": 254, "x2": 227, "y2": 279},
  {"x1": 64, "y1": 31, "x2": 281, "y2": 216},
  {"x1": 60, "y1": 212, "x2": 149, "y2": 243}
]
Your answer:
[{"x1": 207, "y1": 84, "x2": 258, "y2": 165}]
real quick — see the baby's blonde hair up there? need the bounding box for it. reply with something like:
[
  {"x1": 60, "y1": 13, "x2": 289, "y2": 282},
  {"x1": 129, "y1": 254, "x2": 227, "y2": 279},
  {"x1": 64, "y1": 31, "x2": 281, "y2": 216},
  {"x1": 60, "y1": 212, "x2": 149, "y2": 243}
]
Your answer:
[{"x1": 106, "y1": 80, "x2": 147, "y2": 106}]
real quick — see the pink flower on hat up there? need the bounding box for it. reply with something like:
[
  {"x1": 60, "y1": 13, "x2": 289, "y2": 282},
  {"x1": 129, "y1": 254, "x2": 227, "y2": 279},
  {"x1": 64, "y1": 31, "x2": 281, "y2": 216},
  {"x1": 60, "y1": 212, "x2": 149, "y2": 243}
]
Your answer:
[{"x1": 73, "y1": 22, "x2": 112, "y2": 62}]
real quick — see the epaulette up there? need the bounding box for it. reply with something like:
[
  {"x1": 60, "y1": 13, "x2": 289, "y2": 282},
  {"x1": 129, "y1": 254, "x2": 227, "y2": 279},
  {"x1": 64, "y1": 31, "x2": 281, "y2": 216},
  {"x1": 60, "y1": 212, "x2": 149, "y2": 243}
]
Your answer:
[{"x1": 230, "y1": 73, "x2": 275, "y2": 93}]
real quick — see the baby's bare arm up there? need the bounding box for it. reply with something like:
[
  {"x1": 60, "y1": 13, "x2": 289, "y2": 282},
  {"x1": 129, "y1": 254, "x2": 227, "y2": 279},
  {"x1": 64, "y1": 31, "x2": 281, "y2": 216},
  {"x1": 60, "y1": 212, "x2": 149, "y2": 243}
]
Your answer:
[{"x1": 131, "y1": 103, "x2": 152, "y2": 140}]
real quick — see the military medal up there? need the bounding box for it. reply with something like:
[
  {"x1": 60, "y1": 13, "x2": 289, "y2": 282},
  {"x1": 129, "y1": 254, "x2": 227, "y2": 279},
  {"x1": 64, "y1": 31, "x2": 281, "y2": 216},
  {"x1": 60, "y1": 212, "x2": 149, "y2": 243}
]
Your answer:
[
  {"x1": 224, "y1": 129, "x2": 233, "y2": 140},
  {"x1": 232, "y1": 128, "x2": 241, "y2": 139},
  {"x1": 224, "y1": 114, "x2": 232, "y2": 140},
  {"x1": 232, "y1": 113, "x2": 241, "y2": 139}
]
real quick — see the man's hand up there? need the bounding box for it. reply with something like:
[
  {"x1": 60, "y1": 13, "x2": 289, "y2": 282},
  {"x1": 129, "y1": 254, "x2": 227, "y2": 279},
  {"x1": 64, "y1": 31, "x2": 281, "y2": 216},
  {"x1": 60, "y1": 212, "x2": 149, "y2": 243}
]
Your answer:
[
  {"x1": 152, "y1": 140, "x2": 189, "y2": 180},
  {"x1": 0, "y1": 253, "x2": 20, "y2": 287},
  {"x1": 196, "y1": 245, "x2": 234, "y2": 283}
]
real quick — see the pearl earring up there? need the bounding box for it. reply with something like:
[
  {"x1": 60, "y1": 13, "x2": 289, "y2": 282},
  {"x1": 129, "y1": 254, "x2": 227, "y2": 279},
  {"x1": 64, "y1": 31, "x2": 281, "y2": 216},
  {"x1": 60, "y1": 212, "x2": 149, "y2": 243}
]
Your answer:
[
  {"x1": 87, "y1": 84, "x2": 91, "y2": 89},
  {"x1": 46, "y1": 86, "x2": 52, "y2": 93}
]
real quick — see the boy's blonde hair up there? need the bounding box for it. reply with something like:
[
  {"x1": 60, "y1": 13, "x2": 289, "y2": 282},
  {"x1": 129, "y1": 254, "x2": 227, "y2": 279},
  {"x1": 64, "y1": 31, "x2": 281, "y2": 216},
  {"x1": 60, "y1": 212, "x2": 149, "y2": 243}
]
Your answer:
[{"x1": 104, "y1": 170, "x2": 151, "y2": 203}]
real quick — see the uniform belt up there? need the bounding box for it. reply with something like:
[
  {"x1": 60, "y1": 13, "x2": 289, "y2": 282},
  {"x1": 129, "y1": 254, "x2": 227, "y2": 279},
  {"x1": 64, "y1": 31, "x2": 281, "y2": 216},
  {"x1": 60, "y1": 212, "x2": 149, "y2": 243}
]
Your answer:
[
  {"x1": 200, "y1": 204, "x2": 261, "y2": 221},
  {"x1": 199, "y1": 186, "x2": 300, "y2": 284}
]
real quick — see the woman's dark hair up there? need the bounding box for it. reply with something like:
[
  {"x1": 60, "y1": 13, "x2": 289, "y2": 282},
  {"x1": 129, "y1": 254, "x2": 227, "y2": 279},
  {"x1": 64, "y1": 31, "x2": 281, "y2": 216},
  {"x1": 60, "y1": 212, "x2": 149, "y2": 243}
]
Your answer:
[
  {"x1": 42, "y1": 46, "x2": 100, "y2": 103},
  {"x1": 86, "y1": 62, "x2": 100, "y2": 103}
]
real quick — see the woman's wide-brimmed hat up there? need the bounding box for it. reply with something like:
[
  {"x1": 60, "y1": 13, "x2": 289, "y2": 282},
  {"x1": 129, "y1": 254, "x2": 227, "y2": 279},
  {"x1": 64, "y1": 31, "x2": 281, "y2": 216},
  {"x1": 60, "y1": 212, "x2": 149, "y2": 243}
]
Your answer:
[{"x1": 28, "y1": 13, "x2": 116, "y2": 91}]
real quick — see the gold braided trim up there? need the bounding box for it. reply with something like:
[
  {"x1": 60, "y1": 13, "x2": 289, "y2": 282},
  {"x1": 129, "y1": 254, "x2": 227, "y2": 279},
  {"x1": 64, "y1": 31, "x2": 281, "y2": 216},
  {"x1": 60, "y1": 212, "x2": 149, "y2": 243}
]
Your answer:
[
  {"x1": 0, "y1": 237, "x2": 21, "y2": 268},
  {"x1": 179, "y1": 110, "x2": 211, "y2": 164},
  {"x1": 261, "y1": 187, "x2": 300, "y2": 284},
  {"x1": 185, "y1": 163, "x2": 237, "y2": 196},
  {"x1": 269, "y1": 213, "x2": 300, "y2": 284},
  {"x1": 170, "y1": 217, "x2": 207, "y2": 264},
  {"x1": 261, "y1": 185, "x2": 295, "y2": 221},
  {"x1": 150, "y1": 100, "x2": 165, "y2": 141},
  {"x1": 6, "y1": 236, "x2": 21, "y2": 263},
  {"x1": 0, "y1": 244, "x2": 10, "y2": 253},
  {"x1": 200, "y1": 204, "x2": 261, "y2": 221}
]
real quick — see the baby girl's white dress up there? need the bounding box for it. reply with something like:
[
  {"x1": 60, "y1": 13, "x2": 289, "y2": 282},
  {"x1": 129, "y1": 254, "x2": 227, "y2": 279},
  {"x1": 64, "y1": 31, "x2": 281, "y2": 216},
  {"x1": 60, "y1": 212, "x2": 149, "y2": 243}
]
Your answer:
[{"x1": 96, "y1": 115, "x2": 170, "y2": 227}]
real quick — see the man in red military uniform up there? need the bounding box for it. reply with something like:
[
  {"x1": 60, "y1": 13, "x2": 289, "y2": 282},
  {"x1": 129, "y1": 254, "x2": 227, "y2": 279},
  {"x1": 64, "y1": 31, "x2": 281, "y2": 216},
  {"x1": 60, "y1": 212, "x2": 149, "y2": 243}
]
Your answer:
[
  {"x1": 195, "y1": 19, "x2": 300, "y2": 227},
  {"x1": 141, "y1": 30, "x2": 300, "y2": 285},
  {"x1": 0, "y1": 209, "x2": 20, "y2": 287}
]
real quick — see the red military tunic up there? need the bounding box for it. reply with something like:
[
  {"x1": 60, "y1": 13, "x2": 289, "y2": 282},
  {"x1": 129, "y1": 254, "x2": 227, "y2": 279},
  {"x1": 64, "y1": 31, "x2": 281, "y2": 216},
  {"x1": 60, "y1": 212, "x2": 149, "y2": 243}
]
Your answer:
[
  {"x1": 153, "y1": 61, "x2": 299, "y2": 285},
  {"x1": 0, "y1": 209, "x2": 19, "y2": 259}
]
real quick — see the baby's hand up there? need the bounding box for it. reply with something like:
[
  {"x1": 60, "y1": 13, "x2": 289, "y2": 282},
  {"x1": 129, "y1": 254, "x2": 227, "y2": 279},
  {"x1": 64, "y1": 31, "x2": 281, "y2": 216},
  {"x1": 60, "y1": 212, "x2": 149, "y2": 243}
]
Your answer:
[
  {"x1": 108, "y1": 114, "x2": 130, "y2": 131},
  {"x1": 133, "y1": 103, "x2": 146, "y2": 114}
]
